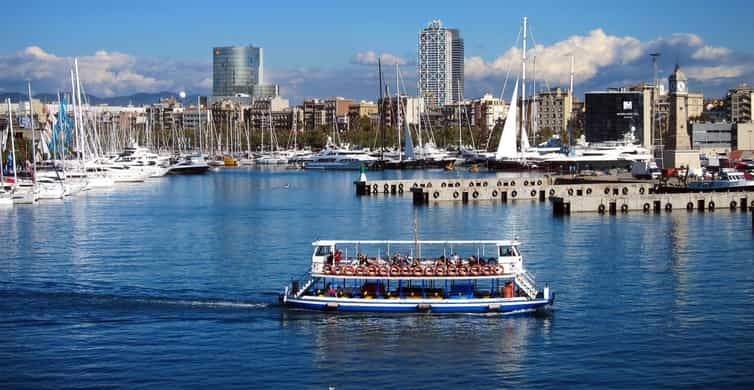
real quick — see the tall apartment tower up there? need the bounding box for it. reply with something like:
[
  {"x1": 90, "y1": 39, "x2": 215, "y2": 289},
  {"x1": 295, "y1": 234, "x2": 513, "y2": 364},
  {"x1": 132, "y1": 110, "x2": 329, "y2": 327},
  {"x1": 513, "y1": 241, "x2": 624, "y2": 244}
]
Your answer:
[
  {"x1": 212, "y1": 45, "x2": 263, "y2": 96},
  {"x1": 418, "y1": 20, "x2": 464, "y2": 109}
]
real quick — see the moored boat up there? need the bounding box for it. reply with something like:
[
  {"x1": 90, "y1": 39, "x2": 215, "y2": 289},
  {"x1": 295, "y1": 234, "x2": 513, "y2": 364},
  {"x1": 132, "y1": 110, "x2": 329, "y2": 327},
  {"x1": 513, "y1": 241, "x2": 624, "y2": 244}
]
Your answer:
[{"x1": 281, "y1": 240, "x2": 554, "y2": 313}]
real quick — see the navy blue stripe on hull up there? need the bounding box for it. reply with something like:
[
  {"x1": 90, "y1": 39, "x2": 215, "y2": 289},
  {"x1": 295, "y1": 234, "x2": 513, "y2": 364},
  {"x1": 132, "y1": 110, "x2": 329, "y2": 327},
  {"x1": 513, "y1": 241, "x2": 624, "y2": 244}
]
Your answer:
[{"x1": 286, "y1": 299, "x2": 549, "y2": 313}]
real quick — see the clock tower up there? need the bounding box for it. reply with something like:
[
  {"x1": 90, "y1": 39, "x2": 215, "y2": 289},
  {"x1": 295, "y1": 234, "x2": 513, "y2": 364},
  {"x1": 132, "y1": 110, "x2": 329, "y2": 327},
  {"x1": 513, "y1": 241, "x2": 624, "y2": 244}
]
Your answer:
[
  {"x1": 667, "y1": 64, "x2": 690, "y2": 150},
  {"x1": 663, "y1": 64, "x2": 700, "y2": 169}
]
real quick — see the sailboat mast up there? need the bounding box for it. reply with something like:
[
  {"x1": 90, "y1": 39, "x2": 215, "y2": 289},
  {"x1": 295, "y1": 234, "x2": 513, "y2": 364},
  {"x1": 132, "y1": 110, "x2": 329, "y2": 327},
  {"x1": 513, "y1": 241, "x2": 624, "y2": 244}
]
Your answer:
[
  {"x1": 569, "y1": 54, "x2": 575, "y2": 147},
  {"x1": 27, "y1": 82, "x2": 37, "y2": 183},
  {"x1": 521, "y1": 16, "x2": 527, "y2": 152},
  {"x1": 396, "y1": 64, "x2": 401, "y2": 162},
  {"x1": 7, "y1": 99, "x2": 18, "y2": 186},
  {"x1": 378, "y1": 57, "x2": 384, "y2": 161}
]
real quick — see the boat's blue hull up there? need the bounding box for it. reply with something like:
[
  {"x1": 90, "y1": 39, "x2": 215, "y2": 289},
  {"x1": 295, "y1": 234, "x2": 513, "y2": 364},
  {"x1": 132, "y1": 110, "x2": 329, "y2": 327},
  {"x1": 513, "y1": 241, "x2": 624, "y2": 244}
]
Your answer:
[{"x1": 285, "y1": 296, "x2": 553, "y2": 313}]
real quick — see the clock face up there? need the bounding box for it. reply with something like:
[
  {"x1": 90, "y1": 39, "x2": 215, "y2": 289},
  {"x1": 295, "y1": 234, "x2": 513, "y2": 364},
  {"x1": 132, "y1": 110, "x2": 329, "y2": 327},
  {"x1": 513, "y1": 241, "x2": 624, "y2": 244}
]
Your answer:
[{"x1": 677, "y1": 81, "x2": 686, "y2": 92}]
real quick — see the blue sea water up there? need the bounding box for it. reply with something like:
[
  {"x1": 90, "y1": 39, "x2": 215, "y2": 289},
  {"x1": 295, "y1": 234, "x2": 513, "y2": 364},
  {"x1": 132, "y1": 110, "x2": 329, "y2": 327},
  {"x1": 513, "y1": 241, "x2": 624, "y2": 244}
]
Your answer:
[{"x1": 1, "y1": 168, "x2": 753, "y2": 389}]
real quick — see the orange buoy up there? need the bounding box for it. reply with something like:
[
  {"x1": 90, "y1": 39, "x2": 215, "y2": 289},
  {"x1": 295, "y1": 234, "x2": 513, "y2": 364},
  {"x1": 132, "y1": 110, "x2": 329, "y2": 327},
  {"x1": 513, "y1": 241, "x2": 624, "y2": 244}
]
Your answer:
[
  {"x1": 390, "y1": 266, "x2": 401, "y2": 276},
  {"x1": 333, "y1": 266, "x2": 343, "y2": 275},
  {"x1": 412, "y1": 266, "x2": 423, "y2": 276},
  {"x1": 401, "y1": 266, "x2": 411, "y2": 276},
  {"x1": 446, "y1": 266, "x2": 457, "y2": 276},
  {"x1": 424, "y1": 266, "x2": 435, "y2": 277},
  {"x1": 482, "y1": 266, "x2": 492, "y2": 276},
  {"x1": 458, "y1": 267, "x2": 468, "y2": 276},
  {"x1": 356, "y1": 265, "x2": 367, "y2": 276},
  {"x1": 344, "y1": 266, "x2": 355, "y2": 276},
  {"x1": 379, "y1": 266, "x2": 389, "y2": 276},
  {"x1": 367, "y1": 265, "x2": 378, "y2": 276},
  {"x1": 435, "y1": 267, "x2": 446, "y2": 277},
  {"x1": 323, "y1": 265, "x2": 332, "y2": 274},
  {"x1": 494, "y1": 266, "x2": 504, "y2": 275},
  {"x1": 470, "y1": 266, "x2": 481, "y2": 276}
]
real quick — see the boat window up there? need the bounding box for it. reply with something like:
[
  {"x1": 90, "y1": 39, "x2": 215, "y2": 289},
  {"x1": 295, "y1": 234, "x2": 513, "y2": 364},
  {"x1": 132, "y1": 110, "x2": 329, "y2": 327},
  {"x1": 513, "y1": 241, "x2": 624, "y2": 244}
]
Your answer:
[
  {"x1": 499, "y1": 245, "x2": 517, "y2": 257},
  {"x1": 315, "y1": 246, "x2": 332, "y2": 256}
]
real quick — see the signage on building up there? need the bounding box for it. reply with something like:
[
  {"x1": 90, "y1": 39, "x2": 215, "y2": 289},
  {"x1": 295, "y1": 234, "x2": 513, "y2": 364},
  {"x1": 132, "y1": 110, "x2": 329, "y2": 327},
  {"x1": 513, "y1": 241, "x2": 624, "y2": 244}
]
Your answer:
[{"x1": 623, "y1": 101, "x2": 632, "y2": 110}]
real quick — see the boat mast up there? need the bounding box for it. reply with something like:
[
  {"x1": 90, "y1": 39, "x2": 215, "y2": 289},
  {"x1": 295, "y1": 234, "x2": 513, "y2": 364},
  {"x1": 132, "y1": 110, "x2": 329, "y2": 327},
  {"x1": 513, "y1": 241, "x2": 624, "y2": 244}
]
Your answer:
[
  {"x1": 396, "y1": 64, "x2": 402, "y2": 162},
  {"x1": 7, "y1": 99, "x2": 18, "y2": 188},
  {"x1": 378, "y1": 57, "x2": 384, "y2": 161},
  {"x1": 521, "y1": 16, "x2": 527, "y2": 154},
  {"x1": 568, "y1": 54, "x2": 575, "y2": 147},
  {"x1": 27, "y1": 81, "x2": 37, "y2": 184}
]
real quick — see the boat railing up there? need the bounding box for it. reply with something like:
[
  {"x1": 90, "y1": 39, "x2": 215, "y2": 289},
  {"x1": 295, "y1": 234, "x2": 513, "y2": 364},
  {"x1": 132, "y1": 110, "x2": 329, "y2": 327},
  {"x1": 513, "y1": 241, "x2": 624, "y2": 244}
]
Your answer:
[
  {"x1": 287, "y1": 271, "x2": 314, "y2": 299},
  {"x1": 515, "y1": 270, "x2": 538, "y2": 299}
]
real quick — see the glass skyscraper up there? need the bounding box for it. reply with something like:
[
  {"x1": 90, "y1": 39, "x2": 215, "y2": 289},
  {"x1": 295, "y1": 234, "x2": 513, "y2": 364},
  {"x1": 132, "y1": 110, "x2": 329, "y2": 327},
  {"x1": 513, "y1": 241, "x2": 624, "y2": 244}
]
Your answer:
[
  {"x1": 418, "y1": 20, "x2": 464, "y2": 109},
  {"x1": 212, "y1": 45, "x2": 263, "y2": 97}
]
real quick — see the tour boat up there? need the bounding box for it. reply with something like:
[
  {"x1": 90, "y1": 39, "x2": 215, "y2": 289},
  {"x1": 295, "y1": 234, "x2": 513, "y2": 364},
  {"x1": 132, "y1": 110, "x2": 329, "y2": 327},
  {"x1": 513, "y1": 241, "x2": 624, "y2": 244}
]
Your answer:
[
  {"x1": 687, "y1": 170, "x2": 754, "y2": 191},
  {"x1": 281, "y1": 240, "x2": 554, "y2": 313}
]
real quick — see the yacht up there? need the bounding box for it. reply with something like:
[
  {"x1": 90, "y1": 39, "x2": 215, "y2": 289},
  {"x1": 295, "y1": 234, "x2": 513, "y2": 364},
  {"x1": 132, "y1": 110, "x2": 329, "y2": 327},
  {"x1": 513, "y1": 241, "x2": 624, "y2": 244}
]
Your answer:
[
  {"x1": 281, "y1": 239, "x2": 554, "y2": 313},
  {"x1": 304, "y1": 147, "x2": 378, "y2": 170},
  {"x1": 113, "y1": 144, "x2": 171, "y2": 178},
  {"x1": 540, "y1": 138, "x2": 654, "y2": 172},
  {"x1": 168, "y1": 153, "x2": 210, "y2": 175}
]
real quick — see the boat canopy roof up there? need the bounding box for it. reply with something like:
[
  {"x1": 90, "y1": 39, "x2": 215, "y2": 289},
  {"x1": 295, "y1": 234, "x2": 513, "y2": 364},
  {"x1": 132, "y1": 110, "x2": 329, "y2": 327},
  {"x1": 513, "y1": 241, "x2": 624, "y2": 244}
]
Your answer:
[{"x1": 313, "y1": 240, "x2": 520, "y2": 247}]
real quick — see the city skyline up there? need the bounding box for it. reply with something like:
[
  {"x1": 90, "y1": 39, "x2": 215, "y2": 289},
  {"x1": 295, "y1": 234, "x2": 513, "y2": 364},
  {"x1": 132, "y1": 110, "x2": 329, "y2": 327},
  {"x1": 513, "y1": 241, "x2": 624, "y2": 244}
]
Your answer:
[{"x1": 1, "y1": 0, "x2": 753, "y2": 102}]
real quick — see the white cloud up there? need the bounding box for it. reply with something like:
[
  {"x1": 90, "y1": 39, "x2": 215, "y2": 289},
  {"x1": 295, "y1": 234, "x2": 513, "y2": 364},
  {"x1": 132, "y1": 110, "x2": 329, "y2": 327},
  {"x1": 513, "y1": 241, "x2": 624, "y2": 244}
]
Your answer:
[
  {"x1": 691, "y1": 45, "x2": 731, "y2": 60},
  {"x1": 0, "y1": 46, "x2": 210, "y2": 97},
  {"x1": 465, "y1": 29, "x2": 642, "y2": 84},
  {"x1": 685, "y1": 65, "x2": 746, "y2": 80},
  {"x1": 351, "y1": 51, "x2": 409, "y2": 66}
]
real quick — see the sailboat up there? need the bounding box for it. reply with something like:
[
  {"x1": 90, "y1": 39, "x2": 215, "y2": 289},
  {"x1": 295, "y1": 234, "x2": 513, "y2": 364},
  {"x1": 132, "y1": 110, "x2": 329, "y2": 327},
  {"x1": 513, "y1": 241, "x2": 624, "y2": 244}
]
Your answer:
[{"x1": 486, "y1": 17, "x2": 546, "y2": 172}]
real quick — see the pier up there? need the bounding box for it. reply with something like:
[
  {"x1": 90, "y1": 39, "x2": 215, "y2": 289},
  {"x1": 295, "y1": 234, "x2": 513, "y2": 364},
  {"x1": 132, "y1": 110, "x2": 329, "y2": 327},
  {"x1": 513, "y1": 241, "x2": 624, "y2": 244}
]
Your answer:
[{"x1": 552, "y1": 191, "x2": 754, "y2": 215}]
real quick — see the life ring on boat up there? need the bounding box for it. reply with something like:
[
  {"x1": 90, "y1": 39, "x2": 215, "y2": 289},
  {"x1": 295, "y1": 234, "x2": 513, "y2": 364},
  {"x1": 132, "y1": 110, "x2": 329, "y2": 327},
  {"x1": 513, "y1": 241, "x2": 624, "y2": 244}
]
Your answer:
[
  {"x1": 356, "y1": 265, "x2": 367, "y2": 275},
  {"x1": 586, "y1": 188, "x2": 592, "y2": 195},
  {"x1": 390, "y1": 266, "x2": 401, "y2": 276},
  {"x1": 457, "y1": 267, "x2": 468, "y2": 276},
  {"x1": 551, "y1": 189, "x2": 556, "y2": 196},
  {"x1": 447, "y1": 266, "x2": 458, "y2": 276},
  {"x1": 398, "y1": 183, "x2": 404, "y2": 193},
  {"x1": 497, "y1": 180, "x2": 503, "y2": 187},
  {"x1": 598, "y1": 204, "x2": 606, "y2": 214},
  {"x1": 530, "y1": 190, "x2": 537, "y2": 197},
  {"x1": 412, "y1": 266, "x2": 424, "y2": 276},
  {"x1": 493, "y1": 266, "x2": 504, "y2": 275},
  {"x1": 323, "y1": 265, "x2": 332, "y2": 274},
  {"x1": 482, "y1": 266, "x2": 492, "y2": 276},
  {"x1": 344, "y1": 266, "x2": 355, "y2": 276},
  {"x1": 333, "y1": 265, "x2": 343, "y2": 275},
  {"x1": 665, "y1": 203, "x2": 673, "y2": 212},
  {"x1": 686, "y1": 202, "x2": 694, "y2": 211},
  {"x1": 453, "y1": 191, "x2": 459, "y2": 199},
  {"x1": 643, "y1": 203, "x2": 651, "y2": 212},
  {"x1": 730, "y1": 200, "x2": 737, "y2": 209},
  {"x1": 367, "y1": 265, "x2": 378, "y2": 276},
  {"x1": 511, "y1": 190, "x2": 517, "y2": 198},
  {"x1": 379, "y1": 266, "x2": 389, "y2": 276},
  {"x1": 492, "y1": 190, "x2": 498, "y2": 197},
  {"x1": 470, "y1": 266, "x2": 481, "y2": 276},
  {"x1": 524, "y1": 180, "x2": 529, "y2": 186},
  {"x1": 622, "y1": 187, "x2": 628, "y2": 195},
  {"x1": 424, "y1": 266, "x2": 435, "y2": 276},
  {"x1": 537, "y1": 180, "x2": 543, "y2": 186},
  {"x1": 621, "y1": 204, "x2": 629, "y2": 213},
  {"x1": 604, "y1": 188, "x2": 610, "y2": 195},
  {"x1": 708, "y1": 201, "x2": 715, "y2": 211},
  {"x1": 472, "y1": 191, "x2": 479, "y2": 199},
  {"x1": 639, "y1": 187, "x2": 645, "y2": 195},
  {"x1": 435, "y1": 267, "x2": 446, "y2": 276},
  {"x1": 433, "y1": 191, "x2": 440, "y2": 199},
  {"x1": 401, "y1": 266, "x2": 411, "y2": 276}
]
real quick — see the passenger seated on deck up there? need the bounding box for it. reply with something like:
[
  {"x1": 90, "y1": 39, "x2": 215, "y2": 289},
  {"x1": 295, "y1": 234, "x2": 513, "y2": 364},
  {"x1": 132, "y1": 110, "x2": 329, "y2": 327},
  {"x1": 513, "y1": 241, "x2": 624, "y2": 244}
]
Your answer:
[
  {"x1": 334, "y1": 250, "x2": 342, "y2": 262},
  {"x1": 326, "y1": 283, "x2": 336, "y2": 297}
]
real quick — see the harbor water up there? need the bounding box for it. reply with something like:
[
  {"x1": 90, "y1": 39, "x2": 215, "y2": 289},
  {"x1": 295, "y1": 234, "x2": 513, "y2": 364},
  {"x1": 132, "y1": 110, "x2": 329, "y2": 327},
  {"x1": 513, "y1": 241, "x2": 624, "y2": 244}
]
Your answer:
[{"x1": 1, "y1": 168, "x2": 753, "y2": 388}]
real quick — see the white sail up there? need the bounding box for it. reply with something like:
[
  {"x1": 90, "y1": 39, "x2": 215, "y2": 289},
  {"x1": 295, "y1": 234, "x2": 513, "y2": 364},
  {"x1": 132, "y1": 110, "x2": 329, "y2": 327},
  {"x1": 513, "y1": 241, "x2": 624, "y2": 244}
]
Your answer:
[
  {"x1": 403, "y1": 116, "x2": 414, "y2": 159},
  {"x1": 496, "y1": 79, "x2": 519, "y2": 160}
]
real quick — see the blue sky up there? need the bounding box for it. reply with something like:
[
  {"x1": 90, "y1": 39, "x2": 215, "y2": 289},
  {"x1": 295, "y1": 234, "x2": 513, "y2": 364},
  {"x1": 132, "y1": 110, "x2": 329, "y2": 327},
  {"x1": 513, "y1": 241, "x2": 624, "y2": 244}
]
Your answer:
[{"x1": 1, "y1": 0, "x2": 753, "y2": 101}]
